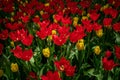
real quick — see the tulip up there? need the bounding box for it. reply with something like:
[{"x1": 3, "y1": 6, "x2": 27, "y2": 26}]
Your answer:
[
  {"x1": 11, "y1": 63, "x2": 19, "y2": 72},
  {"x1": 96, "y1": 29, "x2": 103, "y2": 37},
  {"x1": 42, "y1": 48, "x2": 50, "y2": 58},
  {"x1": 52, "y1": 30, "x2": 57, "y2": 35},
  {"x1": 76, "y1": 39, "x2": 85, "y2": 51},
  {"x1": 94, "y1": 46, "x2": 101, "y2": 55}
]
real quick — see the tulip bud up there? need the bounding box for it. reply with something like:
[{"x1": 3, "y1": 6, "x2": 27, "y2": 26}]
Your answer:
[
  {"x1": 10, "y1": 41, "x2": 15, "y2": 47},
  {"x1": 23, "y1": 13, "x2": 26, "y2": 16},
  {"x1": 10, "y1": 17, "x2": 14, "y2": 22},
  {"x1": 47, "y1": 35, "x2": 52, "y2": 41},
  {"x1": 11, "y1": 12, "x2": 15, "y2": 16}
]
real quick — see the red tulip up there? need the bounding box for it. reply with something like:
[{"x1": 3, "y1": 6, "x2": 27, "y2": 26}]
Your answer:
[
  {"x1": 103, "y1": 8, "x2": 118, "y2": 18},
  {"x1": 21, "y1": 15, "x2": 29, "y2": 23},
  {"x1": 115, "y1": 45, "x2": 120, "y2": 60},
  {"x1": 110, "y1": 9, "x2": 118, "y2": 18},
  {"x1": 3, "y1": 3, "x2": 14, "y2": 13},
  {"x1": 26, "y1": 72, "x2": 37, "y2": 80},
  {"x1": 6, "y1": 22, "x2": 23, "y2": 30},
  {"x1": 93, "y1": 22, "x2": 102, "y2": 31},
  {"x1": 54, "y1": 13, "x2": 63, "y2": 22},
  {"x1": 9, "y1": 31, "x2": 21, "y2": 42},
  {"x1": 22, "y1": 49, "x2": 33, "y2": 61},
  {"x1": 9, "y1": 29, "x2": 27, "y2": 42},
  {"x1": 38, "y1": 20, "x2": 50, "y2": 28},
  {"x1": 105, "y1": 50, "x2": 112, "y2": 58},
  {"x1": 41, "y1": 71, "x2": 61, "y2": 80},
  {"x1": 94, "y1": 4, "x2": 101, "y2": 11},
  {"x1": 0, "y1": 29, "x2": 8, "y2": 40},
  {"x1": 32, "y1": 17, "x2": 40, "y2": 23},
  {"x1": 79, "y1": 0, "x2": 91, "y2": 8},
  {"x1": 61, "y1": 17, "x2": 71, "y2": 26},
  {"x1": 65, "y1": 65, "x2": 76, "y2": 76},
  {"x1": 54, "y1": 57, "x2": 76, "y2": 76},
  {"x1": 70, "y1": 26, "x2": 86, "y2": 43},
  {"x1": 102, "y1": 57, "x2": 117, "y2": 71},
  {"x1": 103, "y1": 18, "x2": 112, "y2": 27},
  {"x1": 58, "y1": 26, "x2": 70, "y2": 36},
  {"x1": 11, "y1": 45, "x2": 23, "y2": 59},
  {"x1": 81, "y1": 19, "x2": 93, "y2": 32},
  {"x1": 113, "y1": 22, "x2": 120, "y2": 32},
  {"x1": 21, "y1": 34, "x2": 33, "y2": 46},
  {"x1": 90, "y1": 12, "x2": 100, "y2": 21},
  {"x1": 52, "y1": 34, "x2": 68, "y2": 46},
  {"x1": 36, "y1": 28, "x2": 49, "y2": 40},
  {"x1": 11, "y1": 46, "x2": 33, "y2": 61},
  {"x1": 54, "y1": 57, "x2": 70, "y2": 71}
]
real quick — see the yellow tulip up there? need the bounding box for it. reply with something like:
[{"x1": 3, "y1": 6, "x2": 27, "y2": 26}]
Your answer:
[
  {"x1": 52, "y1": 30, "x2": 57, "y2": 35},
  {"x1": 87, "y1": 13, "x2": 90, "y2": 17},
  {"x1": 10, "y1": 41, "x2": 15, "y2": 47},
  {"x1": 76, "y1": 39, "x2": 85, "y2": 51},
  {"x1": 40, "y1": 10, "x2": 44, "y2": 15},
  {"x1": 10, "y1": 17, "x2": 14, "y2": 22},
  {"x1": 73, "y1": 21, "x2": 78, "y2": 27},
  {"x1": 78, "y1": 39, "x2": 84, "y2": 43},
  {"x1": 42, "y1": 48, "x2": 50, "y2": 58},
  {"x1": 44, "y1": 3, "x2": 50, "y2": 6},
  {"x1": 73, "y1": 17, "x2": 79, "y2": 22},
  {"x1": 11, "y1": 63, "x2": 19, "y2": 72},
  {"x1": 82, "y1": 16, "x2": 88, "y2": 20},
  {"x1": 100, "y1": 4, "x2": 109, "y2": 11},
  {"x1": 11, "y1": 12, "x2": 15, "y2": 16},
  {"x1": 96, "y1": 29, "x2": 103, "y2": 37},
  {"x1": 94, "y1": 46, "x2": 101, "y2": 55}
]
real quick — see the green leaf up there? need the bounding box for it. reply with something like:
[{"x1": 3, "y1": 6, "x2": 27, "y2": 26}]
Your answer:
[
  {"x1": 39, "y1": 65, "x2": 46, "y2": 77},
  {"x1": 108, "y1": 75, "x2": 112, "y2": 80},
  {"x1": 114, "y1": 32, "x2": 120, "y2": 45},
  {"x1": 3, "y1": 74, "x2": 9, "y2": 80},
  {"x1": 84, "y1": 68, "x2": 103, "y2": 80}
]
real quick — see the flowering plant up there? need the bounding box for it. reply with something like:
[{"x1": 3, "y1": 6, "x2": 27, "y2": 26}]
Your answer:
[{"x1": 0, "y1": 0, "x2": 120, "y2": 80}]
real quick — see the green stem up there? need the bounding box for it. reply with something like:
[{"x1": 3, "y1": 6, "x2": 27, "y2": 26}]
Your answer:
[{"x1": 86, "y1": 33, "x2": 91, "y2": 61}]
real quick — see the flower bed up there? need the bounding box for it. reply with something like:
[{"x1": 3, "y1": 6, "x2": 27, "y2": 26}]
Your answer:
[{"x1": 0, "y1": 0, "x2": 120, "y2": 80}]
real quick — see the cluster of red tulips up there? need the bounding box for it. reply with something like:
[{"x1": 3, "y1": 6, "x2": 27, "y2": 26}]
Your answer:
[{"x1": 0, "y1": 0, "x2": 120, "y2": 80}]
